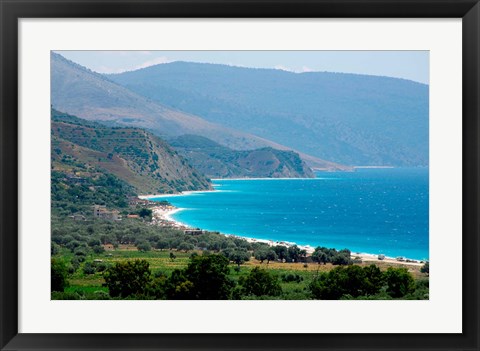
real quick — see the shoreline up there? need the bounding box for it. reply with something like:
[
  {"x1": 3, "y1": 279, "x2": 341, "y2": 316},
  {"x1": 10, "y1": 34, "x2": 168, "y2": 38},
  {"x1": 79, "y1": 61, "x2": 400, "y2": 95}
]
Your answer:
[
  {"x1": 139, "y1": 189, "x2": 215, "y2": 200},
  {"x1": 352, "y1": 166, "x2": 395, "y2": 169},
  {"x1": 149, "y1": 204, "x2": 426, "y2": 267},
  {"x1": 211, "y1": 177, "x2": 318, "y2": 181}
]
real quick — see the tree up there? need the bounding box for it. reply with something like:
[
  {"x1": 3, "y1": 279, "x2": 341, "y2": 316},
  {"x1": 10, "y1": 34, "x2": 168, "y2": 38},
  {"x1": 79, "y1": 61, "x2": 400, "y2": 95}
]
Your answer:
[
  {"x1": 136, "y1": 241, "x2": 151, "y2": 252},
  {"x1": 384, "y1": 267, "x2": 415, "y2": 298},
  {"x1": 254, "y1": 247, "x2": 269, "y2": 263},
  {"x1": 83, "y1": 262, "x2": 96, "y2": 275},
  {"x1": 156, "y1": 239, "x2": 169, "y2": 251},
  {"x1": 51, "y1": 258, "x2": 69, "y2": 292},
  {"x1": 420, "y1": 261, "x2": 429, "y2": 274},
  {"x1": 93, "y1": 245, "x2": 105, "y2": 254},
  {"x1": 330, "y1": 251, "x2": 352, "y2": 265},
  {"x1": 228, "y1": 249, "x2": 250, "y2": 267},
  {"x1": 138, "y1": 208, "x2": 153, "y2": 219},
  {"x1": 362, "y1": 264, "x2": 385, "y2": 295},
  {"x1": 103, "y1": 260, "x2": 152, "y2": 298},
  {"x1": 51, "y1": 242, "x2": 60, "y2": 255},
  {"x1": 88, "y1": 238, "x2": 101, "y2": 247},
  {"x1": 240, "y1": 267, "x2": 282, "y2": 297},
  {"x1": 330, "y1": 249, "x2": 352, "y2": 265},
  {"x1": 312, "y1": 247, "x2": 328, "y2": 264},
  {"x1": 164, "y1": 269, "x2": 195, "y2": 299},
  {"x1": 178, "y1": 241, "x2": 194, "y2": 252},
  {"x1": 287, "y1": 245, "x2": 302, "y2": 262},
  {"x1": 266, "y1": 250, "x2": 277, "y2": 264},
  {"x1": 298, "y1": 249, "x2": 307, "y2": 262},
  {"x1": 310, "y1": 265, "x2": 384, "y2": 300},
  {"x1": 164, "y1": 254, "x2": 234, "y2": 300},
  {"x1": 273, "y1": 245, "x2": 288, "y2": 261}
]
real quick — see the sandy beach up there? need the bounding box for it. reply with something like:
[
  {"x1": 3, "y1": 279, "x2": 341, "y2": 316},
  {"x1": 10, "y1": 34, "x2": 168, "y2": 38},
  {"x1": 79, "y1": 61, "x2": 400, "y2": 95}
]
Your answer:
[
  {"x1": 139, "y1": 190, "x2": 215, "y2": 200},
  {"x1": 150, "y1": 205, "x2": 191, "y2": 229},
  {"x1": 348, "y1": 252, "x2": 424, "y2": 266}
]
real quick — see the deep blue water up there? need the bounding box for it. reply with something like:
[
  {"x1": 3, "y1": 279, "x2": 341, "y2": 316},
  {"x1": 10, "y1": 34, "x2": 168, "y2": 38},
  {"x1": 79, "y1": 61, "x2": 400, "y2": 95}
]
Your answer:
[{"x1": 151, "y1": 168, "x2": 429, "y2": 260}]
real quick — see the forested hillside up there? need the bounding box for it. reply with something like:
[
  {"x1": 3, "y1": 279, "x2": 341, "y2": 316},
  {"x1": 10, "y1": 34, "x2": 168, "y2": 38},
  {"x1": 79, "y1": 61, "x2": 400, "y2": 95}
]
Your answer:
[
  {"x1": 170, "y1": 134, "x2": 314, "y2": 178},
  {"x1": 52, "y1": 109, "x2": 212, "y2": 195}
]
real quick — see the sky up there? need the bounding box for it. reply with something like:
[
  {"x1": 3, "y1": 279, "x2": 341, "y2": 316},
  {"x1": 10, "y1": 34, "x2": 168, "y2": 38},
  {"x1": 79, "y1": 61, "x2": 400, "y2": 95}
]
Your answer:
[{"x1": 56, "y1": 50, "x2": 429, "y2": 84}]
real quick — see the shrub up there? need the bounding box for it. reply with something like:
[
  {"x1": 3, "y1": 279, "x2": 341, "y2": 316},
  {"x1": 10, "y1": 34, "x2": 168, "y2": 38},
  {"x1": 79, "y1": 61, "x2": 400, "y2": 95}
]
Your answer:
[
  {"x1": 165, "y1": 254, "x2": 234, "y2": 300},
  {"x1": 138, "y1": 208, "x2": 153, "y2": 218},
  {"x1": 95, "y1": 262, "x2": 108, "y2": 272},
  {"x1": 103, "y1": 260, "x2": 152, "y2": 298},
  {"x1": 51, "y1": 291, "x2": 84, "y2": 300},
  {"x1": 362, "y1": 264, "x2": 385, "y2": 295},
  {"x1": 281, "y1": 273, "x2": 304, "y2": 283},
  {"x1": 67, "y1": 265, "x2": 76, "y2": 274},
  {"x1": 312, "y1": 247, "x2": 352, "y2": 265},
  {"x1": 155, "y1": 239, "x2": 169, "y2": 250},
  {"x1": 420, "y1": 261, "x2": 429, "y2": 274},
  {"x1": 178, "y1": 241, "x2": 194, "y2": 252},
  {"x1": 66, "y1": 240, "x2": 82, "y2": 252},
  {"x1": 74, "y1": 247, "x2": 87, "y2": 257},
  {"x1": 93, "y1": 245, "x2": 105, "y2": 254},
  {"x1": 83, "y1": 262, "x2": 96, "y2": 275},
  {"x1": 223, "y1": 248, "x2": 250, "y2": 267},
  {"x1": 51, "y1": 242, "x2": 60, "y2": 255},
  {"x1": 136, "y1": 241, "x2": 151, "y2": 252},
  {"x1": 384, "y1": 267, "x2": 415, "y2": 298},
  {"x1": 88, "y1": 238, "x2": 101, "y2": 247},
  {"x1": 239, "y1": 267, "x2": 282, "y2": 297},
  {"x1": 51, "y1": 258, "x2": 69, "y2": 292},
  {"x1": 70, "y1": 257, "x2": 81, "y2": 270},
  {"x1": 310, "y1": 265, "x2": 385, "y2": 300}
]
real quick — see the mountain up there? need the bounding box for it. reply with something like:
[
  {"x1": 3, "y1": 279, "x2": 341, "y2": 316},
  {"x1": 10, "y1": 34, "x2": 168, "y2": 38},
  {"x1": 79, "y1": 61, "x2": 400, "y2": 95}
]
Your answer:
[
  {"x1": 109, "y1": 61, "x2": 429, "y2": 167},
  {"x1": 51, "y1": 109, "x2": 212, "y2": 194},
  {"x1": 169, "y1": 135, "x2": 314, "y2": 179},
  {"x1": 51, "y1": 52, "x2": 346, "y2": 171}
]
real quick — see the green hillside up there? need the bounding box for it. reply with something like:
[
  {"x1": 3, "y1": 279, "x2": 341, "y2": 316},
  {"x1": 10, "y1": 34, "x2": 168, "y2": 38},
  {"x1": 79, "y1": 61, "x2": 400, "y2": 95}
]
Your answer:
[
  {"x1": 170, "y1": 135, "x2": 314, "y2": 178},
  {"x1": 51, "y1": 109, "x2": 212, "y2": 195}
]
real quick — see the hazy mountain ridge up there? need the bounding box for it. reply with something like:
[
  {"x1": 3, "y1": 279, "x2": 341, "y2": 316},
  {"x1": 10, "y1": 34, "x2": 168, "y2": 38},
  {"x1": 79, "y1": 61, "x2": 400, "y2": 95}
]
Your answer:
[
  {"x1": 50, "y1": 52, "x2": 349, "y2": 171},
  {"x1": 51, "y1": 109, "x2": 212, "y2": 194},
  {"x1": 170, "y1": 134, "x2": 315, "y2": 179},
  {"x1": 109, "y1": 61, "x2": 429, "y2": 166}
]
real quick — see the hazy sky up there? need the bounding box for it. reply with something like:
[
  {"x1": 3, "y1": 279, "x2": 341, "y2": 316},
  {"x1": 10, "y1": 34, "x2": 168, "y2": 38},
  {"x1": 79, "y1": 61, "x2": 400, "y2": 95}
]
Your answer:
[{"x1": 56, "y1": 50, "x2": 429, "y2": 84}]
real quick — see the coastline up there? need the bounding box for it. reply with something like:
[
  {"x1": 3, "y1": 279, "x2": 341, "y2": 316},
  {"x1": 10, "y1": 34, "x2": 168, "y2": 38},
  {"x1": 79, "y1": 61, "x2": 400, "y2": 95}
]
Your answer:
[
  {"x1": 211, "y1": 177, "x2": 325, "y2": 181},
  {"x1": 148, "y1": 203, "x2": 425, "y2": 267},
  {"x1": 139, "y1": 189, "x2": 215, "y2": 200}
]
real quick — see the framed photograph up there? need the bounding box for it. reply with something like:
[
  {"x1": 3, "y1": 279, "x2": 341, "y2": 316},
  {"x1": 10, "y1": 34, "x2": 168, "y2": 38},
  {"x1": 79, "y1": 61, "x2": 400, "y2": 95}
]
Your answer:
[{"x1": 1, "y1": 0, "x2": 479, "y2": 350}]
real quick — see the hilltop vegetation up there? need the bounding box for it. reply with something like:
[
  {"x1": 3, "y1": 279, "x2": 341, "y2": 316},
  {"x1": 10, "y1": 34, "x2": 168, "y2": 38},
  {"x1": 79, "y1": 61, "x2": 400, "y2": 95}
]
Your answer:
[
  {"x1": 169, "y1": 134, "x2": 314, "y2": 178},
  {"x1": 110, "y1": 61, "x2": 428, "y2": 166},
  {"x1": 52, "y1": 109, "x2": 211, "y2": 195}
]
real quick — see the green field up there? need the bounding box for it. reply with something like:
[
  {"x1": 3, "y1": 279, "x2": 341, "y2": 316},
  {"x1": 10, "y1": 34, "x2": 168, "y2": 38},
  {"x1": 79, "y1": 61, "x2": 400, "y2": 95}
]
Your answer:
[{"x1": 52, "y1": 244, "x2": 428, "y2": 300}]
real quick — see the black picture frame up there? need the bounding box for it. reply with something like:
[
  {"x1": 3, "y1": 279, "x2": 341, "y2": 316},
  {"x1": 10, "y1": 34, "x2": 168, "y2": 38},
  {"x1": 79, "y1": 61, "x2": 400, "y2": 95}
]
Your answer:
[{"x1": 1, "y1": 1, "x2": 479, "y2": 350}]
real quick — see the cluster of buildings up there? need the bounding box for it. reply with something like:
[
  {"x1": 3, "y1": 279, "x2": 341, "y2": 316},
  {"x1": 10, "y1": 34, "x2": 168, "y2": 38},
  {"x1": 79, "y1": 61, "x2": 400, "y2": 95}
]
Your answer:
[
  {"x1": 92, "y1": 205, "x2": 121, "y2": 221},
  {"x1": 127, "y1": 196, "x2": 156, "y2": 207},
  {"x1": 68, "y1": 197, "x2": 169, "y2": 224}
]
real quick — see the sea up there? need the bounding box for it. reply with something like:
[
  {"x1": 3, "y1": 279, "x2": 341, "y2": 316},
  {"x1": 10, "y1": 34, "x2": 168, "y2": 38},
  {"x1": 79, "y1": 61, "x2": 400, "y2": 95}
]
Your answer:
[{"x1": 150, "y1": 168, "x2": 429, "y2": 260}]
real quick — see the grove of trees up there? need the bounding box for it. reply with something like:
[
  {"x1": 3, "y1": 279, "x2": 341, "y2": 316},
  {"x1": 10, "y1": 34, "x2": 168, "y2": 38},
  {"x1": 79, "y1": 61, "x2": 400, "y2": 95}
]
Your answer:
[{"x1": 310, "y1": 265, "x2": 418, "y2": 299}]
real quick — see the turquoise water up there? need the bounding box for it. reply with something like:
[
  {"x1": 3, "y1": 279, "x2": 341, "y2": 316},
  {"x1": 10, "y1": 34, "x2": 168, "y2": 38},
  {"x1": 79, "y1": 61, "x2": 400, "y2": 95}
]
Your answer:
[{"x1": 151, "y1": 168, "x2": 429, "y2": 260}]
